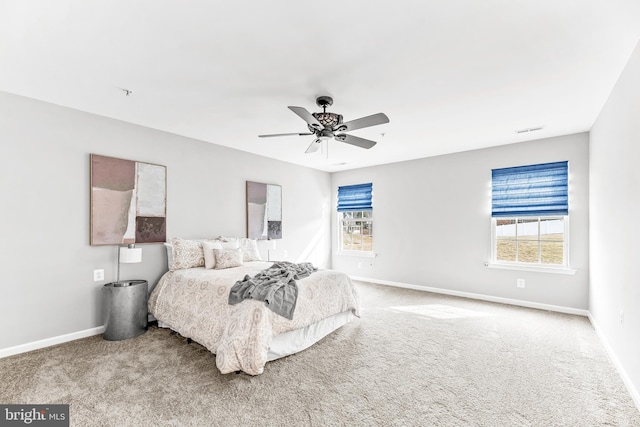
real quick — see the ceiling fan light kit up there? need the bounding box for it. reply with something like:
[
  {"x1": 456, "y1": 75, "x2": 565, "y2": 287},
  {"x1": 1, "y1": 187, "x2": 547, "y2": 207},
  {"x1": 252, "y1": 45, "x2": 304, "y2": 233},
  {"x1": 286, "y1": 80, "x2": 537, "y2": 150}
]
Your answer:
[
  {"x1": 313, "y1": 112, "x2": 342, "y2": 128},
  {"x1": 259, "y1": 96, "x2": 389, "y2": 154}
]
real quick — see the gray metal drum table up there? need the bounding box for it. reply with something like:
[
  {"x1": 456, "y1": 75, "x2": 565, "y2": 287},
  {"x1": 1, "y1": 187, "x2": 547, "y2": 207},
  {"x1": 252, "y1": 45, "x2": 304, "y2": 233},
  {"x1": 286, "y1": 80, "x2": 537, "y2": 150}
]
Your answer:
[{"x1": 103, "y1": 280, "x2": 148, "y2": 341}]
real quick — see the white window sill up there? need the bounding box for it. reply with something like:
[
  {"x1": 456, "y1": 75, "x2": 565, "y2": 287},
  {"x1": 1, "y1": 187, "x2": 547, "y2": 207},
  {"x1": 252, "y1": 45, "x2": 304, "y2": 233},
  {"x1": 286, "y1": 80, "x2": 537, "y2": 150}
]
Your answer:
[
  {"x1": 486, "y1": 262, "x2": 576, "y2": 275},
  {"x1": 337, "y1": 250, "x2": 377, "y2": 258}
]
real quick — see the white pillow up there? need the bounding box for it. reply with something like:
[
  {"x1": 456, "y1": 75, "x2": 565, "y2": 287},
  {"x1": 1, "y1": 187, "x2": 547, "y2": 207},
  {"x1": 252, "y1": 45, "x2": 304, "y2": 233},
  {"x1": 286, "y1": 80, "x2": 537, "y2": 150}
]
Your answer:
[
  {"x1": 239, "y1": 238, "x2": 262, "y2": 262},
  {"x1": 202, "y1": 241, "x2": 223, "y2": 269},
  {"x1": 216, "y1": 236, "x2": 241, "y2": 249},
  {"x1": 213, "y1": 248, "x2": 243, "y2": 269},
  {"x1": 220, "y1": 239, "x2": 240, "y2": 250}
]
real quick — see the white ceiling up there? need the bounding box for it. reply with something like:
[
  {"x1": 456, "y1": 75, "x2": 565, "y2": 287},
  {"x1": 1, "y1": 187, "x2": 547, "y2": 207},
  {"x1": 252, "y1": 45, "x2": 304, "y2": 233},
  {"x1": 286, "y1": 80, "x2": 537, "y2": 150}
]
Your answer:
[{"x1": 1, "y1": 1, "x2": 639, "y2": 172}]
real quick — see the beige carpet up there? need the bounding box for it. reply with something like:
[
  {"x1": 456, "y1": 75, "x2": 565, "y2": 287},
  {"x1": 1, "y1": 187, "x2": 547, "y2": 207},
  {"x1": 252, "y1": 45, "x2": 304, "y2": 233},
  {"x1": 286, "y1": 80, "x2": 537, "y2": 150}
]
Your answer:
[{"x1": 1, "y1": 281, "x2": 639, "y2": 426}]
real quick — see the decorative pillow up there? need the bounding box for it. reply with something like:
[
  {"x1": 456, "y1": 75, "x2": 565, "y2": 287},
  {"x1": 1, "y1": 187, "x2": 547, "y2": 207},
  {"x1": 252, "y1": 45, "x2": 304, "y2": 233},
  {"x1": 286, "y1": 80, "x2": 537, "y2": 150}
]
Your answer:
[
  {"x1": 169, "y1": 238, "x2": 205, "y2": 270},
  {"x1": 202, "y1": 241, "x2": 223, "y2": 269},
  {"x1": 213, "y1": 248, "x2": 243, "y2": 269},
  {"x1": 239, "y1": 238, "x2": 262, "y2": 262}
]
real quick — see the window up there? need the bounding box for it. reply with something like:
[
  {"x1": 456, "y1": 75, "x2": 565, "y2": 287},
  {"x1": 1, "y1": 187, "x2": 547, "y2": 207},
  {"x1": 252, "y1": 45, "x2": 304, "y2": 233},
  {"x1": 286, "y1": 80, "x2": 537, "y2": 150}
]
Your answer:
[
  {"x1": 491, "y1": 162, "x2": 569, "y2": 268},
  {"x1": 337, "y1": 183, "x2": 373, "y2": 253},
  {"x1": 341, "y1": 211, "x2": 373, "y2": 251},
  {"x1": 494, "y1": 217, "x2": 566, "y2": 265}
]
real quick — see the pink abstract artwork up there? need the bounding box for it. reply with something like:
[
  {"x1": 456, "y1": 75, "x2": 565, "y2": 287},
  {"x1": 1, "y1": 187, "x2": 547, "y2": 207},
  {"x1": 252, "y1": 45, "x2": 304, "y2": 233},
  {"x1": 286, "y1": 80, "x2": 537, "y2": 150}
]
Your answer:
[{"x1": 90, "y1": 154, "x2": 166, "y2": 245}]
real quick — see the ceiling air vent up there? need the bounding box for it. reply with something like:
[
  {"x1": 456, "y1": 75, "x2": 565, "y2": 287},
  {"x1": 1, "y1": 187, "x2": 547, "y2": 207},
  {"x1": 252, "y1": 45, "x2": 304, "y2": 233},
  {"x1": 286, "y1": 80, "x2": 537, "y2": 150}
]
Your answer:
[{"x1": 515, "y1": 126, "x2": 544, "y2": 134}]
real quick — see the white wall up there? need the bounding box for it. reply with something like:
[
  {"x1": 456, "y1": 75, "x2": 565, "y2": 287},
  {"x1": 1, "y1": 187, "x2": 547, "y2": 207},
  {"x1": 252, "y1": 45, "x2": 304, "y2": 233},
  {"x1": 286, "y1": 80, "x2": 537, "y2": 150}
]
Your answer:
[
  {"x1": 332, "y1": 133, "x2": 590, "y2": 310},
  {"x1": 0, "y1": 91, "x2": 331, "y2": 351},
  {"x1": 590, "y1": 40, "x2": 640, "y2": 402}
]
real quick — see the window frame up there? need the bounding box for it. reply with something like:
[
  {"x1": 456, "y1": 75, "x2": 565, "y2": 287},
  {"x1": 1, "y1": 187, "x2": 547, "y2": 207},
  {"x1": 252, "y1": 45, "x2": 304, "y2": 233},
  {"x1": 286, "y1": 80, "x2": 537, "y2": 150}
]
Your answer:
[{"x1": 489, "y1": 161, "x2": 575, "y2": 274}]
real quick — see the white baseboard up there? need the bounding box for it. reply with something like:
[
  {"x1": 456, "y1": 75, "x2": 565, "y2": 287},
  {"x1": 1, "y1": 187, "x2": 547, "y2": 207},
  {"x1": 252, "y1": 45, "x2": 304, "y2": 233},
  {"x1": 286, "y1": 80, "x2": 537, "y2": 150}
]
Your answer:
[
  {"x1": 350, "y1": 276, "x2": 589, "y2": 316},
  {"x1": 588, "y1": 314, "x2": 640, "y2": 411},
  {"x1": 0, "y1": 326, "x2": 105, "y2": 359}
]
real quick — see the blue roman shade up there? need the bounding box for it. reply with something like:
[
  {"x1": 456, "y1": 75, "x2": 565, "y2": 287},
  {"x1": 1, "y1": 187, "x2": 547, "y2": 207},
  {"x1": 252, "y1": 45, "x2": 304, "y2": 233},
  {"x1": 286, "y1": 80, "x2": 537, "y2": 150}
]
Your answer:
[
  {"x1": 491, "y1": 161, "x2": 568, "y2": 217},
  {"x1": 337, "y1": 183, "x2": 373, "y2": 212}
]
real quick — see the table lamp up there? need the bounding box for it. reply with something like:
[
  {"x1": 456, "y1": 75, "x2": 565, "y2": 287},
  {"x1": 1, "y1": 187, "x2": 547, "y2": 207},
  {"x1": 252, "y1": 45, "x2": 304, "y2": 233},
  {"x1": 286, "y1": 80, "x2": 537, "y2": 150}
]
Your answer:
[{"x1": 117, "y1": 244, "x2": 142, "y2": 284}]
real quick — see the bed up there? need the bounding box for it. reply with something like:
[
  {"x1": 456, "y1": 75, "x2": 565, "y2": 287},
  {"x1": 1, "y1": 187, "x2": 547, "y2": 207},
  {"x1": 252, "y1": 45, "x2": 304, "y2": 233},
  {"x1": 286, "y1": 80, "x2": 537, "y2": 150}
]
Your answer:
[{"x1": 148, "y1": 259, "x2": 360, "y2": 375}]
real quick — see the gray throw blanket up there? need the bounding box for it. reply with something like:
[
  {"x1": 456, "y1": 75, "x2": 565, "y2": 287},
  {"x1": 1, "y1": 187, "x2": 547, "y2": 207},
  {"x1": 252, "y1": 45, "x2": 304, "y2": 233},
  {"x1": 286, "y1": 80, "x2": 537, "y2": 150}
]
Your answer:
[{"x1": 228, "y1": 261, "x2": 317, "y2": 320}]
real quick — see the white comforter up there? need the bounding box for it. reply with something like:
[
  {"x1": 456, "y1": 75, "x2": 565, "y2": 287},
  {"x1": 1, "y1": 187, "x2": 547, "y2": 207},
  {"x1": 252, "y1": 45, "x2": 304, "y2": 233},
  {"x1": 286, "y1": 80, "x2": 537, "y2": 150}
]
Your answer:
[{"x1": 148, "y1": 262, "x2": 360, "y2": 375}]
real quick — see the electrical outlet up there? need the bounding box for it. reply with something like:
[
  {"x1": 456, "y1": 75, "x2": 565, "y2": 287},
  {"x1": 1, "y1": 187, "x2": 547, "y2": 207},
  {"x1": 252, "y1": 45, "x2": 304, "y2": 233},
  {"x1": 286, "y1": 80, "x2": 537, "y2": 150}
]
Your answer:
[
  {"x1": 620, "y1": 310, "x2": 624, "y2": 325},
  {"x1": 516, "y1": 279, "x2": 525, "y2": 288},
  {"x1": 93, "y1": 269, "x2": 104, "y2": 281},
  {"x1": 283, "y1": 250, "x2": 288, "y2": 259},
  {"x1": 357, "y1": 262, "x2": 363, "y2": 269}
]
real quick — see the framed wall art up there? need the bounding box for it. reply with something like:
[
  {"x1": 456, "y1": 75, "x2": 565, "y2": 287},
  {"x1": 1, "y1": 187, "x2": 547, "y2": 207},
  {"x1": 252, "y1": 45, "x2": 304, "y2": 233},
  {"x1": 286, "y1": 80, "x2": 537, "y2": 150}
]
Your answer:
[
  {"x1": 90, "y1": 154, "x2": 166, "y2": 245},
  {"x1": 246, "y1": 181, "x2": 282, "y2": 240}
]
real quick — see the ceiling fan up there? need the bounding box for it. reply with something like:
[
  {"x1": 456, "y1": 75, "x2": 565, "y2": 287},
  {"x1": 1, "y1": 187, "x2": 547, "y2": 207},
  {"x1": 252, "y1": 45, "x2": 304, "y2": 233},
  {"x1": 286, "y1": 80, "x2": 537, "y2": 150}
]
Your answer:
[{"x1": 259, "y1": 96, "x2": 390, "y2": 153}]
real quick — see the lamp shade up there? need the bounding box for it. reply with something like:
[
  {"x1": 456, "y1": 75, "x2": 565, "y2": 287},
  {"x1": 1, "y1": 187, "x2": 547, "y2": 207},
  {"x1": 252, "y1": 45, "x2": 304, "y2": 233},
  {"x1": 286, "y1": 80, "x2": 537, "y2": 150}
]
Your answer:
[{"x1": 119, "y1": 246, "x2": 142, "y2": 264}]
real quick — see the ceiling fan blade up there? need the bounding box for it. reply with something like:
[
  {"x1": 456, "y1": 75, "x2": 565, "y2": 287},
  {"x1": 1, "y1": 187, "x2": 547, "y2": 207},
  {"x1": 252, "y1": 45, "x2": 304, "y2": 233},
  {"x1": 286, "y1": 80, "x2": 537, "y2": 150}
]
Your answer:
[
  {"x1": 305, "y1": 139, "x2": 321, "y2": 153},
  {"x1": 335, "y1": 134, "x2": 377, "y2": 149},
  {"x1": 288, "y1": 106, "x2": 322, "y2": 129},
  {"x1": 338, "y1": 113, "x2": 389, "y2": 132},
  {"x1": 258, "y1": 132, "x2": 314, "y2": 138}
]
